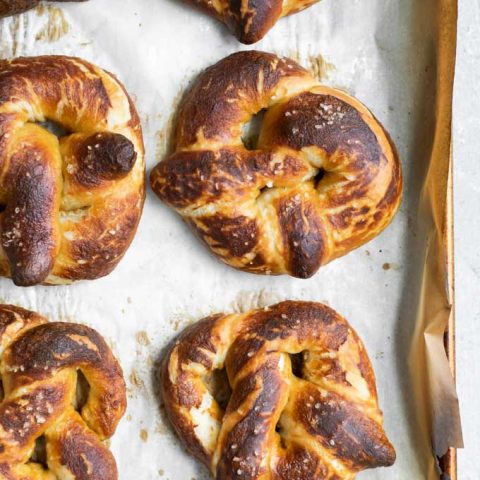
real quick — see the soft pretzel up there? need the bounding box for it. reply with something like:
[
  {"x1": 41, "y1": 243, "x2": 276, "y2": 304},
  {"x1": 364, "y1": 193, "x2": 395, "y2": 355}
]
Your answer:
[
  {"x1": 161, "y1": 301, "x2": 395, "y2": 479},
  {"x1": 0, "y1": 0, "x2": 87, "y2": 18},
  {"x1": 183, "y1": 0, "x2": 320, "y2": 43},
  {"x1": 0, "y1": 304, "x2": 126, "y2": 479},
  {"x1": 0, "y1": 56, "x2": 145, "y2": 286},
  {"x1": 150, "y1": 51, "x2": 402, "y2": 279}
]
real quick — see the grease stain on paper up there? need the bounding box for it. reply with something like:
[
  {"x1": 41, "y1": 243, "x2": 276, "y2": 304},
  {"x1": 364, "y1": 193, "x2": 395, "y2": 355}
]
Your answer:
[
  {"x1": 136, "y1": 330, "x2": 151, "y2": 346},
  {"x1": 155, "y1": 420, "x2": 168, "y2": 435},
  {"x1": 167, "y1": 311, "x2": 197, "y2": 332},
  {"x1": 140, "y1": 429, "x2": 149, "y2": 442},
  {"x1": 383, "y1": 262, "x2": 401, "y2": 271},
  {"x1": 286, "y1": 52, "x2": 335, "y2": 81},
  {"x1": 155, "y1": 86, "x2": 186, "y2": 162},
  {"x1": 0, "y1": 15, "x2": 25, "y2": 57},
  {"x1": 35, "y1": 5, "x2": 70, "y2": 42},
  {"x1": 155, "y1": 127, "x2": 169, "y2": 162},
  {"x1": 307, "y1": 55, "x2": 336, "y2": 81},
  {"x1": 230, "y1": 289, "x2": 281, "y2": 313},
  {"x1": 128, "y1": 368, "x2": 146, "y2": 397}
]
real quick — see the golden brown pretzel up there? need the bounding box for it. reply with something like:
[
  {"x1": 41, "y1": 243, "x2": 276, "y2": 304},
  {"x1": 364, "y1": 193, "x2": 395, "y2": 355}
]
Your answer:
[
  {"x1": 161, "y1": 301, "x2": 396, "y2": 479},
  {"x1": 0, "y1": 304, "x2": 126, "y2": 479},
  {"x1": 0, "y1": 0, "x2": 87, "y2": 18},
  {"x1": 150, "y1": 51, "x2": 402, "y2": 279},
  {"x1": 0, "y1": 56, "x2": 145, "y2": 286},
  {"x1": 183, "y1": 0, "x2": 320, "y2": 43}
]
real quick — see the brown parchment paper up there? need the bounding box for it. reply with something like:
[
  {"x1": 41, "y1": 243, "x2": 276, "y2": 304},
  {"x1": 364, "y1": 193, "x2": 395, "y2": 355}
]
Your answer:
[
  {"x1": 0, "y1": 0, "x2": 463, "y2": 479},
  {"x1": 409, "y1": 1, "x2": 462, "y2": 478}
]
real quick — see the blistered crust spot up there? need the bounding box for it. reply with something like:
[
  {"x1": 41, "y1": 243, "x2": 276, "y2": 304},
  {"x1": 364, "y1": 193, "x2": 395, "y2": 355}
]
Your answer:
[
  {"x1": 275, "y1": 193, "x2": 325, "y2": 278},
  {"x1": 1, "y1": 145, "x2": 60, "y2": 286},
  {"x1": 70, "y1": 132, "x2": 136, "y2": 187},
  {"x1": 0, "y1": 385, "x2": 64, "y2": 447},
  {"x1": 295, "y1": 389, "x2": 396, "y2": 469},
  {"x1": 54, "y1": 417, "x2": 118, "y2": 480}
]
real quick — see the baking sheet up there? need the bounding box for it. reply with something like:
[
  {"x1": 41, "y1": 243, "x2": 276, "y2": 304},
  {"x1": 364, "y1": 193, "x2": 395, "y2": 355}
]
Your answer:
[{"x1": 0, "y1": 1, "x2": 461, "y2": 479}]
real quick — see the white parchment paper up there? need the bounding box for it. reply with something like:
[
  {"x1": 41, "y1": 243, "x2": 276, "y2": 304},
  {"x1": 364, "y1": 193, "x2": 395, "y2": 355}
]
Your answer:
[{"x1": 0, "y1": 1, "x2": 451, "y2": 478}]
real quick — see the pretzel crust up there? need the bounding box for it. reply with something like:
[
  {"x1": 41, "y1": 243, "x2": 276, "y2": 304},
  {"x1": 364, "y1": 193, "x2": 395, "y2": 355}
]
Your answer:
[
  {"x1": 0, "y1": 304, "x2": 126, "y2": 480},
  {"x1": 0, "y1": 56, "x2": 145, "y2": 285},
  {"x1": 150, "y1": 51, "x2": 402, "y2": 278},
  {"x1": 161, "y1": 301, "x2": 396, "y2": 479},
  {"x1": 183, "y1": 0, "x2": 320, "y2": 44}
]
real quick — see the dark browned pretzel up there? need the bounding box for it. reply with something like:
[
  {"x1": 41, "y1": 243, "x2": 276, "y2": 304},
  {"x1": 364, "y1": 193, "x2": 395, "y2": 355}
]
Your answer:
[
  {"x1": 183, "y1": 0, "x2": 321, "y2": 44},
  {"x1": 0, "y1": 304, "x2": 126, "y2": 479},
  {"x1": 161, "y1": 301, "x2": 396, "y2": 479},
  {"x1": 150, "y1": 51, "x2": 402, "y2": 279},
  {"x1": 0, "y1": 56, "x2": 145, "y2": 286},
  {"x1": 0, "y1": 0, "x2": 87, "y2": 18}
]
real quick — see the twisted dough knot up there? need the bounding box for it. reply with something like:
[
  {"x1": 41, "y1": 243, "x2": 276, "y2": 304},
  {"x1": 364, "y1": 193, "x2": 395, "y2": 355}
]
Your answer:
[
  {"x1": 161, "y1": 301, "x2": 396, "y2": 479},
  {"x1": 0, "y1": 305, "x2": 126, "y2": 480},
  {"x1": 151, "y1": 51, "x2": 402, "y2": 278},
  {"x1": 185, "y1": 0, "x2": 320, "y2": 44},
  {"x1": 0, "y1": 0, "x2": 87, "y2": 18},
  {"x1": 0, "y1": 56, "x2": 145, "y2": 286}
]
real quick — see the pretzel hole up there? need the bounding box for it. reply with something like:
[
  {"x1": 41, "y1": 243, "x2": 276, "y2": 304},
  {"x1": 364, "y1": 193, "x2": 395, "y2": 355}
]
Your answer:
[
  {"x1": 30, "y1": 435, "x2": 48, "y2": 469},
  {"x1": 0, "y1": 378, "x2": 4, "y2": 402},
  {"x1": 290, "y1": 352, "x2": 304, "y2": 379},
  {"x1": 313, "y1": 169, "x2": 325, "y2": 188},
  {"x1": 38, "y1": 119, "x2": 70, "y2": 138},
  {"x1": 204, "y1": 368, "x2": 231, "y2": 410},
  {"x1": 241, "y1": 109, "x2": 267, "y2": 150},
  {"x1": 259, "y1": 184, "x2": 272, "y2": 195},
  {"x1": 275, "y1": 424, "x2": 288, "y2": 449},
  {"x1": 74, "y1": 370, "x2": 90, "y2": 411}
]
